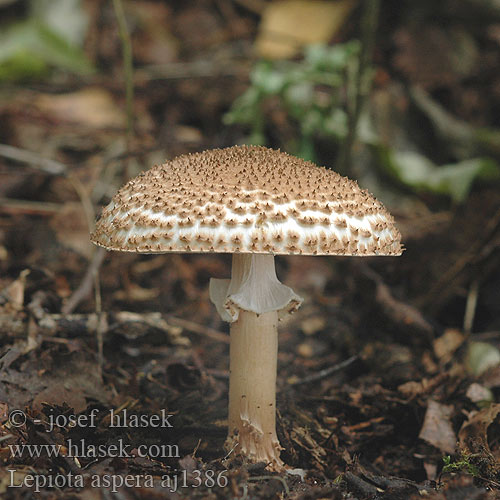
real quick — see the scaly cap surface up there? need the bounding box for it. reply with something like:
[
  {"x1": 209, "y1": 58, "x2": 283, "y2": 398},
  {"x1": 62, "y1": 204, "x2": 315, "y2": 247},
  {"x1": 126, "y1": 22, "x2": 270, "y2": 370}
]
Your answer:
[{"x1": 91, "y1": 145, "x2": 403, "y2": 256}]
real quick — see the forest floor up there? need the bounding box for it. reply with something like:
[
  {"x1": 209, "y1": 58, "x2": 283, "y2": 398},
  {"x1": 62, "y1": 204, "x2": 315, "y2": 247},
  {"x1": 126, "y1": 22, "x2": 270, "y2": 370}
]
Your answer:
[{"x1": 1, "y1": 1, "x2": 500, "y2": 499}]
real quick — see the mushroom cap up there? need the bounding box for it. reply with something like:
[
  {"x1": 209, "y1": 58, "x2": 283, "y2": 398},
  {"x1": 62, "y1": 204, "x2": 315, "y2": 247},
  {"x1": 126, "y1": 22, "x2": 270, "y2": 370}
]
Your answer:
[{"x1": 91, "y1": 145, "x2": 403, "y2": 256}]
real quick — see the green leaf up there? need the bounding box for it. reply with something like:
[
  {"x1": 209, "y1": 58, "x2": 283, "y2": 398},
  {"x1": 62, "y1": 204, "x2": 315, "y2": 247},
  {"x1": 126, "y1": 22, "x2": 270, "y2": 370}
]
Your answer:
[
  {"x1": 305, "y1": 41, "x2": 360, "y2": 71},
  {"x1": 223, "y1": 41, "x2": 360, "y2": 152},
  {"x1": 0, "y1": 19, "x2": 93, "y2": 81},
  {"x1": 31, "y1": 0, "x2": 89, "y2": 47},
  {"x1": 466, "y1": 342, "x2": 500, "y2": 377},
  {"x1": 381, "y1": 149, "x2": 499, "y2": 202},
  {"x1": 251, "y1": 62, "x2": 287, "y2": 94}
]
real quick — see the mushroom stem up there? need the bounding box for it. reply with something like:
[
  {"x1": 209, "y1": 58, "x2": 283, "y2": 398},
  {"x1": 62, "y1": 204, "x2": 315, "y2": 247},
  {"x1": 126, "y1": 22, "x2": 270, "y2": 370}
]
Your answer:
[
  {"x1": 227, "y1": 308, "x2": 283, "y2": 469},
  {"x1": 210, "y1": 253, "x2": 302, "y2": 469}
]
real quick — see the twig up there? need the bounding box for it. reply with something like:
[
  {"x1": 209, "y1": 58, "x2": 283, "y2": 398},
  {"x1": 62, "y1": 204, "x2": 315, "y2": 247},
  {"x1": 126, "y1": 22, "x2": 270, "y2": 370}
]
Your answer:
[
  {"x1": 411, "y1": 86, "x2": 500, "y2": 158},
  {"x1": 339, "y1": 0, "x2": 380, "y2": 174},
  {"x1": 0, "y1": 198, "x2": 63, "y2": 215},
  {"x1": 358, "y1": 263, "x2": 435, "y2": 340},
  {"x1": 463, "y1": 279, "x2": 479, "y2": 334},
  {"x1": 290, "y1": 355, "x2": 358, "y2": 386},
  {"x1": 0, "y1": 144, "x2": 66, "y2": 176},
  {"x1": 0, "y1": 143, "x2": 104, "y2": 322},
  {"x1": 205, "y1": 368, "x2": 229, "y2": 379},
  {"x1": 94, "y1": 254, "x2": 105, "y2": 378},
  {"x1": 65, "y1": 174, "x2": 96, "y2": 239},
  {"x1": 135, "y1": 59, "x2": 250, "y2": 82},
  {"x1": 0, "y1": 145, "x2": 94, "y2": 229},
  {"x1": 62, "y1": 248, "x2": 107, "y2": 315},
  {"x1": 167, "y1": 316, "x2": 230, "y2": 344},
  {"x1": 0, "y1": 311, "x2": 188, "y2": 341},
  {"x1": 420, "y1": 206, "x2": 500, "y2": 309}
]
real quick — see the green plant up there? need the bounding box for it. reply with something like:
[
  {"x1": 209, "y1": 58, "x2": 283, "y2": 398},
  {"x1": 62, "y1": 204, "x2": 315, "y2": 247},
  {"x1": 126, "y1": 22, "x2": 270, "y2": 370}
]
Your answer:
[
  {"x1": 224, "y1": 42, "x2": 360, "y2": 161},
  {"x1": 377, "y1": 149, "x2": 499, "y2": 203},
  {"x1": 0, "y1": 0, "x2": 92, "y2": 82},
  {"x1": 442, "y1": 452, "x2": 480, "y2": 476}
]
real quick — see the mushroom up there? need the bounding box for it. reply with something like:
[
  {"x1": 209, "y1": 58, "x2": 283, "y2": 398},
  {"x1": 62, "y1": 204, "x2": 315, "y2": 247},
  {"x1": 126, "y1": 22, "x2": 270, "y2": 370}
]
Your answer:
[{"x1": 91, "y1": 145, "x2": 403, "y2": 470}]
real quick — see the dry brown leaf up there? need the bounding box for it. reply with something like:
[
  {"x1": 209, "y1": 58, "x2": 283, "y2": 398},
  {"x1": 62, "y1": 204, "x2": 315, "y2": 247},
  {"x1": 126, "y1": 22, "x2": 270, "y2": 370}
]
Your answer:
[
  {"x1": 433, "y1": 328, "x2": 465, "y2": 364},
  {"x1": 114, "y1": 283, "x2": 160, "y2": 302},
  {"x1": 48, "y1": 202, "x2": 93, "y2": 259},
  {"x1": 129, "y1": 1, "x2": 179, "y2": 65},
  {"x1": 398, "y1": 378, "x2": 437, "y2": 399},
  {"x1": 32, "y1": 382, "x2": 89, "y2": 414},
  {"x1": 0, "y1": 402, "x2": 8, "y2": 425},
  {"x1": 35, "y1": 88, "x2": 126, "y2": 129},
  {"x1": 458, "y1": 404, "x2": 500, "y2": 480},
  {"x1": 1, "y1": 269, "x2": 30, "y2": 313},
  {"x1": 480, "y1": 364, "x2": 500, "y2": 389},
  {"x1": 255, "y1": 0, "x2": 356, "y2": 59},
  {"x1": 459, "y1": 404, "x2": 500, "y2": 453},
  {"x1": 300, "y1": 315, "x2": 326, "y2": 336},
  {"x1": 418, "y1": 399, "x2": 456, "y2": 454},
  {"x1": 465, "y1": 383, "x2": 493, "y2": 404},
  {"x1": 30, "y1": 357, "x2": 111, "y2": 413},
  {"x1": 290, "y1": 425, "x2": 327, "y2": 471}
]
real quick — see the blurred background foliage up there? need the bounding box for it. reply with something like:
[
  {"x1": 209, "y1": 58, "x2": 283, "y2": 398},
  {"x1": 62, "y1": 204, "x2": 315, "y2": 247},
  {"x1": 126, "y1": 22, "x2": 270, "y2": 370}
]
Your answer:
[
  {"x1": 1, "y1": 0, "x2": 500, "y2": 206},
  {"x1": 224, "y1": 42, "x2": 361, "y2": 159},
  {"x1": 1, "y1": 0, "x2": 500, "y2": 321},
  {"x1": 222, "y1": 0, "x2": 500, "y2": 203},
  {"x1": 0, "y1": 0, "x2": 92, "y2": 80}
]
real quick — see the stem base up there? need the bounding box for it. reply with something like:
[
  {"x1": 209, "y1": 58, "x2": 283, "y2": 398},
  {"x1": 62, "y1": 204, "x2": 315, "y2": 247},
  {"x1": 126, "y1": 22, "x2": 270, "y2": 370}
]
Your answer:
[{"x1": 227, "y1": 309, "x2": 284, "y2": 470}]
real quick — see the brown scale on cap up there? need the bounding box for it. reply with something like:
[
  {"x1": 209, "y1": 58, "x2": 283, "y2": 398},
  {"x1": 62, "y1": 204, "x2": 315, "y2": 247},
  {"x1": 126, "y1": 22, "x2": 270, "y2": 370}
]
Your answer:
[{"x1": 91, "y1": 145, "x2": 403, "y2": 256}]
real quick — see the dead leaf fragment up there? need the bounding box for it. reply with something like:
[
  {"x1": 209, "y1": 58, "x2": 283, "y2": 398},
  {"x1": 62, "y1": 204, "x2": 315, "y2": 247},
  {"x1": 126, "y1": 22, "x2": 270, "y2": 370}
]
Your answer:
[
  {"x1": 458, "y1": 404, "x2": 500, "y2": 479},
  {"x1": 433, "y1": 328, "x2": 465, "y2": 364},
  {"x1": 1, "y1": 269, "x2": 30, "y2": 313},
  {"x1": 290, "y1": 425, "x2": 327, "y2": 471},
  {"x1": 0, "y1": 402, "x2": 8, "y2": 424},
  {"x1": 255, "y1": 0, "x2": 356, "y2": 59},
  {"x1": 33, "y1": 383, "x2": 88, "y2": 414},
  {"x1": 398, "y1": 375, "x2": 449, "y2": 399},
  {"x1": 114, "y1": 283, "x2": 160, "y2": 302},
  {"x1": 35, "y1": 88, "x2": 126, "y2": 129},
  {"x1": 465, "y1": 383, "x2": 493, "y2": 404},
  {"x1": 300, "y1": 315, "x2": 325, "y2": 336},
  {"x1": 419, "y1": 399, "x2": 456, "y2": 454},
  {"x1": 49, "y1": 202, "x2": 93, "y2": 259},
  {"x1": 423, "y1": 461, "x2": 437, "y2": 480},
  {"x1": 459, "y1": 404, "x2": 500, "y2": 453}
]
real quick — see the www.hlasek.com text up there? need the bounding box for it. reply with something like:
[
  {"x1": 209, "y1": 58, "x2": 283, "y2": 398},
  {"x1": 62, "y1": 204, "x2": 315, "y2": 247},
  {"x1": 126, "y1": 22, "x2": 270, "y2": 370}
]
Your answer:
[{"x1": 9, "y1": 438, "x2": 180, "y2": 460}]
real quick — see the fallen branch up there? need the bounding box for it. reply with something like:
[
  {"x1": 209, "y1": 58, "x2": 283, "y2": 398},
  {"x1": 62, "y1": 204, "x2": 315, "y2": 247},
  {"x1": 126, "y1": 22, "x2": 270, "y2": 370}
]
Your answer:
[
  {"x1": 0, "y1": 197, "x2": 63, "y2": 216},
  {"x1": 0, "y1": 310, "x2": 230, "y2": 346},
  {"x1": 0, "y1": 144, "x2": 66, "y2": 176},
  {"x1": 167, "y1": 315, "x2": 229, "y2": 344}
]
